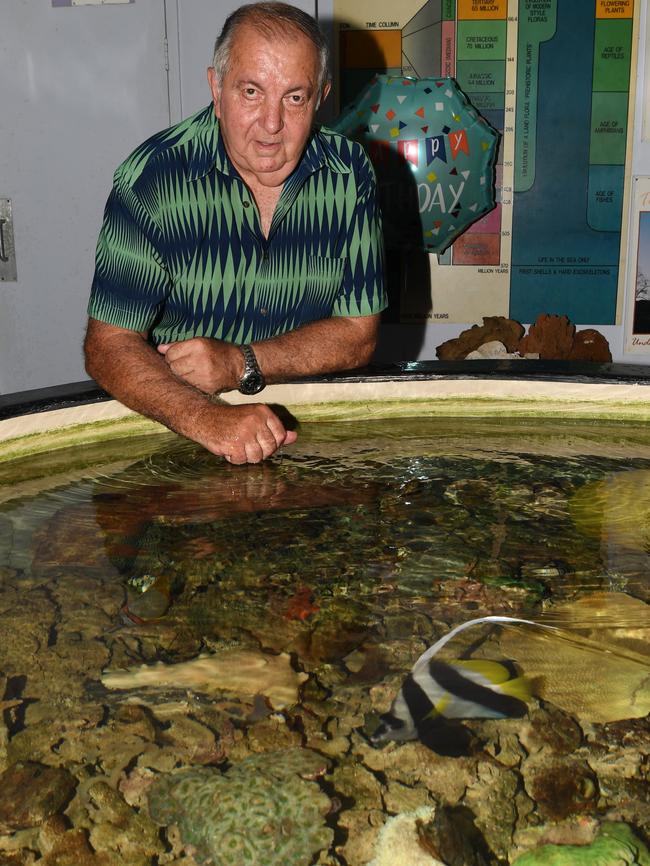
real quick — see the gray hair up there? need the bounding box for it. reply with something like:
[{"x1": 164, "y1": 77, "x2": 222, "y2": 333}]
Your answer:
[{"x1": 212, "y1": 2, "x2": 330, "y2": 94}]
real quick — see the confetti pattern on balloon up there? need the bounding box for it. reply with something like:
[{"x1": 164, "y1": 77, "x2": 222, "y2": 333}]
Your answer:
[{"x1": 332, "y1": 75, "x2": 500, "y2": 254}]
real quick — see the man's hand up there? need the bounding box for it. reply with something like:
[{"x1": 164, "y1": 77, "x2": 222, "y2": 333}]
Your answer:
[
  {"x1": 158, "y1": 337, "x2": 241, "y2": 394},
  {"x1": 84, "y1": 319, "x2": 296, "y2": 464},
  {"x1": 191, "y1": 402, "x2": 297, "y2": 464}
]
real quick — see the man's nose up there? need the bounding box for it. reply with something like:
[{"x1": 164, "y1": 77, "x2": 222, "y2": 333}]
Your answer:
[{"x1": 260, "y1": 99, "x2": 283, "y2": 134}]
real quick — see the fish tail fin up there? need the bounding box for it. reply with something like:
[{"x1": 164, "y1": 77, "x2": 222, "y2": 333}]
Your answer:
[
  {"x1": 498, "y1": 674, "x2": 534, "y2": 703},
  {"x1": 526, "y1": 674, "x2": 545, "y2": 696}
]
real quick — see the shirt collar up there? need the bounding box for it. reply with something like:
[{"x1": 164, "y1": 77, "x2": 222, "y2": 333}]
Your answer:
[
  {"x1": 295, "y1": 127, "x2": 352, "y2": 179},
  {"x1": 185, "y1": 105, "x2": 226, "y2": 181},
  {"x1": 186, "y1": 106, "x2": 351, "y2": 182}
]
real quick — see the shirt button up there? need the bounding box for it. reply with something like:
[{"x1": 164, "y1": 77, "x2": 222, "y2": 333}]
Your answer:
[
  {"x1": 260, "y1": 308, "x2": 268, "y2": 316},
  {"x1": 243, "y1": 201, "x2": 250, "y2": 208}
]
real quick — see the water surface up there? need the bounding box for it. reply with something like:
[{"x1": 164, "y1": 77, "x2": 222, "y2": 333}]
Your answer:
[{"x1": 0, "y1": 416, "x2": 648, "y2": 865}]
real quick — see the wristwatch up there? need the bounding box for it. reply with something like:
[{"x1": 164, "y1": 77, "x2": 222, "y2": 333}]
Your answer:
[{"x1": 237, "y1": 344, "x2": 266, "y2": 395}]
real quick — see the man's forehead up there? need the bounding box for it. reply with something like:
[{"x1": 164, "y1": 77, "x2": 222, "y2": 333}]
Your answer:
[{"x1": 230, "y1": 22, "x2": 317, "y2": 61}]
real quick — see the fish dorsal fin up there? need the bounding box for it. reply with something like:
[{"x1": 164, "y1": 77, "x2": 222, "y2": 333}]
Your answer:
[
  {"x1": 414, "y1": 616, "x2": 558, "y2": 670},
  {"x1": 452, "y1": 659, "x2": 514, "y2": 684}
]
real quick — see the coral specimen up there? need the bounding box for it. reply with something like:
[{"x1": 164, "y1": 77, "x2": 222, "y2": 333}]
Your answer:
[
  {"x1": 522, "y1": 761, "x2": 598, "y2": 822},
  {"x1": 86, "y1": 780, "x2": 163, "y2": 865},
  {"x1": 102, "y1": 649, "x2": 308, "y2": 710},
  {"x1": 517, "y1": 314, "x2": 612, "y2": 362},
  {"x1": 517, "y1": 314, "x2": 576, "y2": 360},
  {"x1": 511, "y1": 821, "x2": 650, "y2": 865},
  {"x1": 436, "y1": 317, "x2": 525, "y2": 360},
  {"x1": 436, "y1": 313, "x2": 612, "y2": 362},
  {"x1": 463, "y1": 759, "x2": 520, "y2": 860},
  {"x1": 0, "y1": 762, "x2": 77, "y2": 832},
  {"x1": 147, "y1": 748, "x2": 333, "y2": 866},
  {"x1": 569, "y1": 329, "x2": 612, "y2": 362},
  {"x1": 38, "y1": 814, "x2": 116, "y2": 866},
  {"x1": 368, "y1": 806, "x2": 446, "y2": 866},
  {"x1": 416, "y1": 804, "x2": 492, "y2": 866},
  {"x1": 465, "y1": 340, "x2": 529, "y2": 360},
  {"x1": 329, "y1": 760, "x2": 383, "y2": 810}
]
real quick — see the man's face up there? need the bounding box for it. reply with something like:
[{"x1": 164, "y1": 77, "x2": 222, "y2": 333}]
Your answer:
[{"x1": 208, "y1": 24, "x2": 329, "y2": 189}]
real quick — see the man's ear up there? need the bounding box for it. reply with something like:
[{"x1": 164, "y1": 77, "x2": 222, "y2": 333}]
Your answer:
[
  {"x1": 207, "y1": 67, "x2": 221, "y2": 117},
  {"x1": 319, "y1": 81, "x2": 332, "y2": 108}
]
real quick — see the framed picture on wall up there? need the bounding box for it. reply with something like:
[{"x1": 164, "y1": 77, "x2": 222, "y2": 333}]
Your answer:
[{"x1": 624, "y1": 176, "x2": 650, "y2": 352}]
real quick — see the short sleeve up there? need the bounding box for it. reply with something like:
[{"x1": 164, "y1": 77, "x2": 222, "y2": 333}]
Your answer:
[
  {"x1": 87, "y1": 177, "x2": 170, "y2": 332},
  {"x1": 332, "y1": 150, "x2": 387, "y2": 318}
]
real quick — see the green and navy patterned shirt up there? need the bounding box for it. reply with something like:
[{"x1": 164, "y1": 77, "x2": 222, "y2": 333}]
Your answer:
[{"x1": 88, "y1": 105, "x2": 386, "y2": 345}]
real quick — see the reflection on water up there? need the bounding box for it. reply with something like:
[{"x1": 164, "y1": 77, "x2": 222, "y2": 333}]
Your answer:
[
  {"x1": 571, "y1": 469, "x2": 650, "y2": 582},
  {"x1": 0, "y1": 417, "x2": 648, "y2": 865}
]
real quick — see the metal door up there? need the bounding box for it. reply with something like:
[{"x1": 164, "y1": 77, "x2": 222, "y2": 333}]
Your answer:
[{"x1": 0, "y1": 0, "x2": 171, "y2": 393}]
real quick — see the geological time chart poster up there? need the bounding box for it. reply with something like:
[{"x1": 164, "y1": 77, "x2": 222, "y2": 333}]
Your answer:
[{"x1": 333, "y1": 0, "x2": 639, "y2": 325}]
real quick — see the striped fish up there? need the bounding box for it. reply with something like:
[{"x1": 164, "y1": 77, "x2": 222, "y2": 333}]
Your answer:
[{"x1": 372, "y1": 615, "x2": 557, "y2": 744}]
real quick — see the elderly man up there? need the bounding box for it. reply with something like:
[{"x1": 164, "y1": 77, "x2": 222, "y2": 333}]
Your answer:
[{"x1": 84, "y1": 1, "x2": 386, "y2": 464}]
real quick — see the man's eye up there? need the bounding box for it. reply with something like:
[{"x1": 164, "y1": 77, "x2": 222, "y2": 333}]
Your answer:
[
  {"x1": 288, "y1": 94, "x2": 306, "y2": 105},
  {"x1": 244, "y1": 88, "x2": 257, "y2": 97}
]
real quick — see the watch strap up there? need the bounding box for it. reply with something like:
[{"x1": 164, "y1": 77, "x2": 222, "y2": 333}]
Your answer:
[
  {"x1": 240, "y1": 343, "x2": 260, "y2": 374},
  {"x1": 238, "y1": 344, "x2": 265, "y2": 394}
]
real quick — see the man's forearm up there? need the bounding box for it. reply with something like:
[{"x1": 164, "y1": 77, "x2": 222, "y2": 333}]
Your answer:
[
  {"x1": 84, "y1": 319, "x2": 214, "y2": 438},
  {"x1": 83, "y1": 318, "x2": 296, "y2": 463},
  {"x1": 252, "y1": 314, "x2": 380, "y2": 384}
]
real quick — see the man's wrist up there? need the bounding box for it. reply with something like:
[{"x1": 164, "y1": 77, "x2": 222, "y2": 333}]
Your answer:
[{"x1": 237, "y1": 344, "x2": 266, "y2": 394}]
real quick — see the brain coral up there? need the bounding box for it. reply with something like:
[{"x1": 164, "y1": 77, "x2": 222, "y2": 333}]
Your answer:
[
  {"x1": 148, "y1": 748, "x2": 333, "y2": 866},
  {"x1": 511, "y1": 822, "x2": 650, "y2": 866}
]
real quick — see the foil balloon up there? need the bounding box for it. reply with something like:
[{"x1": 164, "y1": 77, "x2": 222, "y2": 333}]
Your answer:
[{"x1": 332, "y1": 75, "x2": 499, "y2": 253}]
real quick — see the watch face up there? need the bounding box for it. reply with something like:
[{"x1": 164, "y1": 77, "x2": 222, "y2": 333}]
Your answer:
[
  {"x1": 239, "y1": 371, "x2": 265, "y2": 395},
  {"x1": 238, "y1": 345, "x2": 265, "y2": 395}
]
